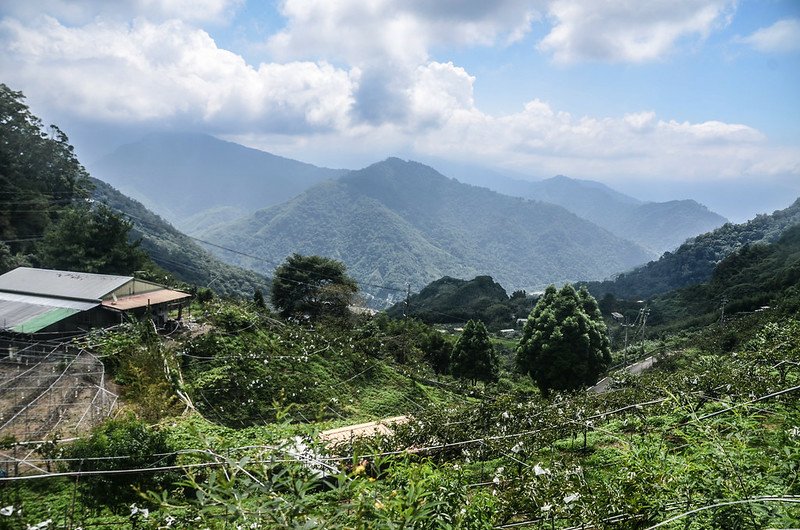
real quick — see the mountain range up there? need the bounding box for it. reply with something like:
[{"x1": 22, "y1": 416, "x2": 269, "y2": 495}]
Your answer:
[
  {"x1": 449, "y1": 171, "x2": 727, "y2": 255},
  {"x1": 202, "y1": 158, "x2": 652, "y2": 294},
  {"x1": 87, "y1": 132, "x2": 740, "y2": 300},
  {"x1": 91, "y1": 133, "x2": 727, "y2": 257}
]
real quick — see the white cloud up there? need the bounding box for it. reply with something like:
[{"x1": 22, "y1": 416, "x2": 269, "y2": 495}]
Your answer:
[
  {"x1": 267, "y1": 0, "x2": 538, "y2": 67},
  {"x1": 406, "y1": 99, "x2": 794, "y2": 180},
  {"x1": 0, "y1": 16, "x2": 356, "y2": 132},
  {"x1": 738, "y1": 18, "x2": 800, "y2": 54},
  {"x1": 0, "y1": 0, "x2": 241, "y2": 25},
  {"x1": 538, "y1": 0, "x2": 736, "y2": 63}
]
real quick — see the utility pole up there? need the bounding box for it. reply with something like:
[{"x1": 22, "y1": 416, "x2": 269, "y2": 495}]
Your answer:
[
  {"x1": 623, "y1": 315, "x2": 629, "y2": 365},
  {"x1": 719, "y1": 296, "x2": 728, "y2": 324},
  {"x1": 640, "y1": 307, "x2": 650, "y2": 355}
]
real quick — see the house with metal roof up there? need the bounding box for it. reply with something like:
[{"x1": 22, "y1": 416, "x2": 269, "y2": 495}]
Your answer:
[{"x1": 0, "y1": 267, "x2": 191, "y2": 335}]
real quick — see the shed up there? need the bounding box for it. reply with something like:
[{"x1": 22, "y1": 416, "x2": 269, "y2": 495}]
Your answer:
[{"x1": 0, "y1": 267, "x2": 191, "y2": 335}]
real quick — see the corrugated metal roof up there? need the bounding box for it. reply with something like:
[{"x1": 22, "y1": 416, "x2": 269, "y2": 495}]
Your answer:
[
  {"x1": 0, "y1": 267, "x2": 132, "y2": 301},
  {"x1": 101, "y1": 289, "x2": 191, "y2": 311},
  {"x1": 0, "y1": 292, "x2": 99, "y2": 333}
]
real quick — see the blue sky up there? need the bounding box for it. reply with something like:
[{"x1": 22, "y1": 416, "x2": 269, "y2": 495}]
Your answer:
[{"x1": 1, "y1": 0, "x2": 799, "y2": 219}]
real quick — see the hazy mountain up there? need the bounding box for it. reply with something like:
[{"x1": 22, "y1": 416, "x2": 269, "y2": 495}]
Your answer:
[
  {"x1": 88, "y1": 132, "x2": 346, "y2": 230},
  {"x1": 203, "y1": 158, "x2": 652, "y2": 296},
  {"x1": 90, "y1": 177, "x2": 270, "y2": 299},
  {"x1": 585, "y1": 197, "x2": 800, "y2": 300},
  {"x1": 450, "y1": 171, "x2": 727, "y2": 256}
]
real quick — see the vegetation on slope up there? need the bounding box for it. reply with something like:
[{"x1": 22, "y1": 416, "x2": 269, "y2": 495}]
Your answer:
[
  {"x1": 386, "y1": 275, "x2": 536, "y2": 330},
  {"x1": 91, "y1": 177, "x2": 270, "y2": 299},
  {"x1": 0, "y1": 83, "x2": 146, "y2": 276},
  {"x1": 586, "y1": 198, "x2": 800, "y2": 300}
]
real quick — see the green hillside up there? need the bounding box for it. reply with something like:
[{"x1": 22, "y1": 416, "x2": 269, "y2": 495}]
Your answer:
[
  {"x1": 386, "y1": 275, "x2": 536, "y2": 329},
  {"x1": 91, "y1": 177, "x2": 270, "y2": 299},
  {"x1": 204, "y1": 158, "x2": 652, "y2": 295},
  {"x1": 645, "y1": 223, "x2": 800, "y2": 329},
  {"x1": 586, "y1": 197, "x2": 800, "y2": 300}
]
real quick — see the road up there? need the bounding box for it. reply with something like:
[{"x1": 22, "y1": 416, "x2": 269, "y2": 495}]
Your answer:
[
  {"x1": 319, "y1": 416, "x2": 408, "y2": 446},
  {"x1": 589, "y1": 355, "x2": 657, "y2": 394}
]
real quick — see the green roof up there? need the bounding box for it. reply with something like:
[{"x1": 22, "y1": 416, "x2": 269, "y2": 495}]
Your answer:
[{"x1": 10, "y1": 307, "x2": 81, "y2": 333}]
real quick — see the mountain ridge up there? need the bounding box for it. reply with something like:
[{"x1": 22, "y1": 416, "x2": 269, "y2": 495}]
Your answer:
[
  {"x1": 88, "y1": 132, "x2": 347, "y2": 230},
  {"x1": 203, "y1": 158, "x2": 653, "y2": 297}
]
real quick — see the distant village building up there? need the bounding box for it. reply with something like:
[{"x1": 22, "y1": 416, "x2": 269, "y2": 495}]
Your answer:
[{"x1": 0, "y1": 267, "x2": 191, "y2": 338}]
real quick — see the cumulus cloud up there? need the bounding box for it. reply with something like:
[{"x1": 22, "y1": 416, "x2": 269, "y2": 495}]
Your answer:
[
  {"x1": 406, "y1": 99, "x2": 793, "y2": 180},
  {"x1": 738, "y1": 18, "x2": 800, "y2": 54},
  {"x1": 0, "y1": 16, "x2": 356, "y2": 133},
  {"x1": 538, "y1": 0, "x2": 736, "y2": 63},
  {"x1": 267, "y1": 0, "x2": 538, "y2": 67}
]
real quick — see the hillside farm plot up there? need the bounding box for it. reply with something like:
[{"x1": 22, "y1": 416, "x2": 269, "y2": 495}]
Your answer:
[{"x1": 0, "y1": 342, "x2": 117, "y2": 474}]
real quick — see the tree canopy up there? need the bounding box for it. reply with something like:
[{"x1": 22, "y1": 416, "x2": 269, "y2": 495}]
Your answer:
[
  {"x1": 451, "y1": 319, "x2": 499, "y2": 385},
  {"x1": 271, "y1": 253, "x2": 358, "y2": 321},
  {"x1": 0, "y1": 83, "x2": 148, "y2": 276},
  {"x1": 516, "y1": 284, "x2": 610, "y2": 396}
]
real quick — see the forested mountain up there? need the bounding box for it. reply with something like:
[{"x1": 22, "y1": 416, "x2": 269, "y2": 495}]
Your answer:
[
  {"x1": 385, "y1": 275, "x2": 536, "y2": 329},
  {"x1": 645, "y1": 223, "x2": 800, "y2": 328},
  {"x1": 91, "y1": 178, "x2": 270, "y2": 298},
  {"x1": 457, "y1": 173, "x2": 727, "y2": 255},
  {"x1": 204, "y1": 158, "x2": 652, "y2": 296},
  {"x1": 88, "y1": 132, "x2": 346, "y2": 231},
  {"x1": 586, "y1": 197, "x2": 800, "y2": 300}
]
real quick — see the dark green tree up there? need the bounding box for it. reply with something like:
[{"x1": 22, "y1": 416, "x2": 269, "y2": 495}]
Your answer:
[
  {"x1": 419, "y1": 329, "x2": 452, "y2": 375},
  {"x1": 271, "y1": 253, "x2": 358, "y2": 321},
  {"x1": 516, "y1": 284, "x2": 611, "y2": 396},
  {"x1": 253, "y1": 287, "x2": 266, "y2": 308},
  {"x1": 37, "y1": 204, "x2": 148, "y2": 275},
  {"x1": 451, "y1": 319, "x2": 499, "y2": 385},
  {"x1": 0, "y1": 83, "x2": 90, "y2": 265},
  {"x1": 64, "y1": 414, "x2": 174, "y2": 510}
]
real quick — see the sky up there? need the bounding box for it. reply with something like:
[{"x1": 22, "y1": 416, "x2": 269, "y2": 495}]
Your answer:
[{"x1": 1, "y1": 0, "x2": 799, "y2": 220}]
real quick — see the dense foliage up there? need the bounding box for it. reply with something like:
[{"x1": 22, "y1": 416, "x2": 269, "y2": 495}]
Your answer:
[
  {"x1": 0, "y1": 84, "x2": 144, "y2": 276},
  {"x1": 517, "y1": 284, "x2": 611, "y2": 395},
  {"x1": 450, "y1": 319, "x2": 499, "y2": 385},
  {"x1": 62, "y1": 415, "x2": 175, "y2": 509},
  {"x1": 586, "y1": 198, "x2": 800, "y2": 300},
  {"x1": 387, "y1": 275, "x2": 536, "y2": 330},
  {"x1": 271, "y1": 253, "x2": 358, "y2": 321}
]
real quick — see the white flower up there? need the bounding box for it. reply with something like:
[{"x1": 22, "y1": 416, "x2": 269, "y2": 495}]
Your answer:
[
  {"x1": 790, "y1": 426, "x2": 800, "y2": 438},
  {"x1": 26, "y1": 520, "x2": 52, "y2": 530},
  {"x1": 534, "y1": 463, "x2": 550, "y2": 476},
  {"x1": 511, "y1": 442, "x2": 523, "y2": 453},
  {"x1": 1, "y1": 506, "x2": 13, "y2": 516},
  {"x1": 540, "y1": 503, "x2": 552, "y2": 512},
  {"x1": 492, "y1": 475, "x2": 500, "y2": 485},
  {"x1": 563, "y1": 492, "x2": 580, "y2": 504},
  {"x1": 501, "y1": 411, "x2": 510, "y2": 419}
]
